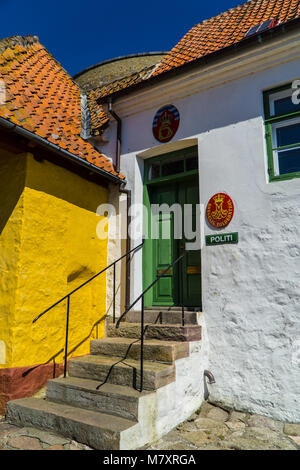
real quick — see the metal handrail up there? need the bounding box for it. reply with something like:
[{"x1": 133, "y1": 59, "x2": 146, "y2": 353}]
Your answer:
[
  {"x1": 32, "y1": 240, "x2": 144, "y2": 377},
  {"x1": 116, "y1": 251, "x2": 186, "y2": 392}
]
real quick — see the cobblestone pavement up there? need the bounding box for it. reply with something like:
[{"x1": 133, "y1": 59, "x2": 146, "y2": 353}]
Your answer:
[
  {"x1": 0, "y1": 401, "x2": 299, "y2": 450},
  {"x1": 0, "y1": 419, "x2": 93, "y2": 450},
  {"x1": 146, "y1": 402, "x2": 300, "y2": 451}
]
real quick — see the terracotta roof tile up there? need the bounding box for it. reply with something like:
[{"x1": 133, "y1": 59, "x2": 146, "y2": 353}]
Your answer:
[
  {"x1": 0, "y1": 35, "x2": 124, "y2": 180},
  {"x1": 89, "y1": 0, "x2": 300, "y2": 110},
  {"x1": 153, "y1": 0, "x2": 300, "y2": 75}
]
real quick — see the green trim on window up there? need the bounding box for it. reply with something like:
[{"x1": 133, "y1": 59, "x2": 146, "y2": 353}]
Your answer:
[
  {"x1": 263, "y1": 82, "x2": 300, "y2": 182},
  {"x1": 265, "y1": 111, "x2": 300, "y2": 125},
  {"x1": 263, "y1": 82, "x2": 293, "y2": 119},
  {"x1": 265, "y1": 122, "x2": 274, "y2": 178},
  {"x1": 269, "y1": 171, "x2": 300, "y2": 182},
  {"x1": 146, "y1": 169, "x2": 199, "y2": 186},
  {"x1": 272, "y1": 142, "x2": 300, "y2": 151},
  {"x1": 144, "y1": 146, "x2": 198, "y2": 184}
]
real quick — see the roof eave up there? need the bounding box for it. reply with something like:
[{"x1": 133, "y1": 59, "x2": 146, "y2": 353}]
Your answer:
[{"x1": 0, "y1": 116, "x2": 125, "y2": 185}]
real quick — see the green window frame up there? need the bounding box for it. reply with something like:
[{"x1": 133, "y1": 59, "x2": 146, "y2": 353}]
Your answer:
[
  {"x1": 263, "y1": 82, "x2": 300, "y2": 182},
  {"x1": 144, "y1": 146, "x2": 198, "y2": 185}
]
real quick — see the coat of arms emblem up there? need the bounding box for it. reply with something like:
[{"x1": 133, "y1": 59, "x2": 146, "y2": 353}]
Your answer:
[
  {"x1": 206, "y1": 193, "x2": 234, "y2": 228},
  {"x1": 152, "y1": 105, "x2": 180, "y2": 143}
]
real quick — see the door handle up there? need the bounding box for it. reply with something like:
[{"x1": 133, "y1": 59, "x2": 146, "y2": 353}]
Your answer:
[{"x1": 179, "y1": 242, "x2": 185, "y2": 252}]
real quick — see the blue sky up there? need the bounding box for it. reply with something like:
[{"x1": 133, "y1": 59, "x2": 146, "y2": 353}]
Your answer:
[{"x1": 1, "y1": 0, "x2": 242, "y2": 76}]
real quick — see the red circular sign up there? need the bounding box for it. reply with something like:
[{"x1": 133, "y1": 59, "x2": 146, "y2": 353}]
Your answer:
[
  {"x1": 152, "y1": 105, "x2": 180, "y2": 143},
  {"x1": 206, "y1": 193, "x2": 234, "y2": 229}
]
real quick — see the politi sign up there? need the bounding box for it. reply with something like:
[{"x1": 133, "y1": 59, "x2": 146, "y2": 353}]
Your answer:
[{"x1": 206, "y1": 232, "x2": 239, "y2": 246}]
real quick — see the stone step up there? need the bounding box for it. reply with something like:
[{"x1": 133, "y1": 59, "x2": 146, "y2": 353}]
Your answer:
[
  {"x1": 145, "y1": 306, "x2": 200, "y2": 311},
  {"x1": 6, "y1": 397, "x2": 136, "y2": 450},
  {"x1": 68, "y1": 354, "x2": 176, "y2": 391},
  {"x1": 107, "y1": 322, "x2": 202, "y2": 342},
  {"x1": 123, "y1": 309, "x2": 200, "y2": 325},
  {"x1": 90, "y1": 337, "x2": 189, "y2": 363},
  {"x1": 46, "y1": 377, "x2": 151, "y2": 421}
]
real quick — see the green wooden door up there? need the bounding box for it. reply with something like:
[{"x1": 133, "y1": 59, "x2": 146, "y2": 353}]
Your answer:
[
  {"x1": 149, "y1": 178, "x2": 201, "y2": 307},
  {"x1": 150, "y1": 184, "x2": 176, "y2": 305},
  {"x1": 178, "y1": 180, "x2": 201, "y2": 307}
]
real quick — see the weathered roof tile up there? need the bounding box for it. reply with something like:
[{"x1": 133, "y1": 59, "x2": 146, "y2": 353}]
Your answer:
[
  {"x1": 153, "y1": 0, "x2": 300, "y2": 75},
  {"x1": 0, "y1": 35, "x2": 124, "y2": 180}
]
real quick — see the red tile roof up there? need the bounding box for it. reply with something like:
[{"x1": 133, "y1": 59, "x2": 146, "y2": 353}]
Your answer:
[
  {"x1": 0, "y1": 35, "x2": 124, "y2": 180},
  {"x1": 153, "y1": 0, "x2": 300, "y2": 76},
  {"x1": 91, "y1": 0, "x2": 300, "y2": 108}
]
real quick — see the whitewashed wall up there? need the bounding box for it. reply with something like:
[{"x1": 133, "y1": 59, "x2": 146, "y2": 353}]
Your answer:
[
  {"x1": 103, "y1": 56, "x2": 300, "y2": 422},
  {"x1": 197, "y1": 61, "x2": 300, "y2": 423}
]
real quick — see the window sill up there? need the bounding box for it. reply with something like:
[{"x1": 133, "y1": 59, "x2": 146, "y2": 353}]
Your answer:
[{"x1": 269, "y1": 171, "x2": 300, "y2": 182}]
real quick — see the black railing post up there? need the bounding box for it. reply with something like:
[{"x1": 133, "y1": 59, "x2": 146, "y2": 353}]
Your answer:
[
  {"x1": 180, "y1": 256, "x2": 185, "y2": 326},
  {"x1": 140, "y1": 294, "x2": 144, "y2": 392},
  {"x1": 30, "y1": 242, "x2": 144, "y2": 384},
  {"x1": 113, "y1": 262, "x2": 116, "y2": 324},
  {"x1": 116, "y1": 251, "x2": 186, "y2": 393},
  {"x1": 64, "y1": 295, "x2": 70, "y2": 378}
]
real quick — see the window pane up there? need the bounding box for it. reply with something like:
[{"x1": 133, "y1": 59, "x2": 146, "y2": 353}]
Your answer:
[
  {"x1": 257, "y1": 20, "x2": 274, "y2": 32},
  {"x1": 274, "y1": 96, "x2": 300, "y2": 116},
  {"x1": 245, "y1": 25, "x2": 259, "y2": 37},
  {"x1": 149, "y1": 163, "x2": 160, "y2": 180},
  {"x1": 161, "y1": 159, "x2": 184, "y2": 177},
  {"x1": 276, "y1": 122, "x2": 300, "y2": 148},
  {"x1": 186, "y1": 156, "x2": 198, "y2": 171},
  {"x1": 278, "y1": 147, "x2": 300, "y2": 174}
]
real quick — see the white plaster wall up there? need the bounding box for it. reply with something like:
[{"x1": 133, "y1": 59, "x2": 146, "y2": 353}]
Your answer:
[
  {"x1": 105, "y1": 185, "x2": 126, "y2": 320},
  {"x1": 197, "y1": 84, "x2": 300, "y2": 422},
  {"x1": 200, "y1": 122, "x2": 300, "y2": 422},
  {"x1": 114, "y1": 56, "x2": 300, "y2": 422}
]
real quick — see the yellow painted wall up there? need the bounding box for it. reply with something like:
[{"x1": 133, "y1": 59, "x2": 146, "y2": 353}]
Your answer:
[
  {"x1": 0, "y1": 149, "x2": 26, "y2": 367},
  {"x1": 0, "y1": 150, "x2": 109, "y2": 369}
]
